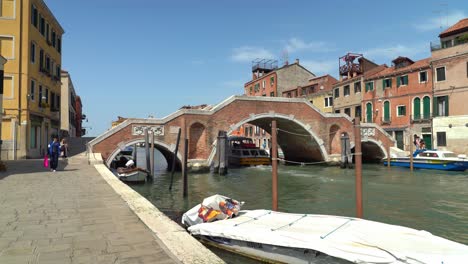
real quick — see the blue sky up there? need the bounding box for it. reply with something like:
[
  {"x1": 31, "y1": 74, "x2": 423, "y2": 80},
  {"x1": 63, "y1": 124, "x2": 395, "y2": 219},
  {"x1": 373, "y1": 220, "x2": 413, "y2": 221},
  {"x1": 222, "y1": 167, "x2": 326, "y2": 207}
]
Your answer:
[{"x1": 45, "y1": 0, "x2": 467, "y2": 136}]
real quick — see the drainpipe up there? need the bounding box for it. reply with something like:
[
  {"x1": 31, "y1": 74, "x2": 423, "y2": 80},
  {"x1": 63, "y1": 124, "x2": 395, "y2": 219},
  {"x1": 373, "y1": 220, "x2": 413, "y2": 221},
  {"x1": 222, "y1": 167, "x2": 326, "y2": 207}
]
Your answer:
[
  {"x1": 17, "y1": 0, "x2": 24, "y2": 157},
  {"x1": 12, "y1": 118, "x2": 17, "y2": 160}
]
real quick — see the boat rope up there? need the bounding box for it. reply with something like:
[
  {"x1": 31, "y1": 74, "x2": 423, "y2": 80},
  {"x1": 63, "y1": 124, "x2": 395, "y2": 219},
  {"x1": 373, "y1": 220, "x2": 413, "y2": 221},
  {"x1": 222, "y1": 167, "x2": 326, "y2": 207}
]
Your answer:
[
  {"x1": 354, "y1": 241, "x2": 418, "y2": 264},
  {"x1": 233, "y1": 211, "x2": 272, "y2": 227},
  {"x1": 277, "y1": 128, "x2": 345, "y2": 138},
  {"x1": 320, "y1": 219, "x2": 354, "y2": 239},
  {"x1": 275, "y1": 158, "x2": 329, "y2": 165},
  {"x1": 271, "y1": 214, "x2": 308, "y2": 231}
]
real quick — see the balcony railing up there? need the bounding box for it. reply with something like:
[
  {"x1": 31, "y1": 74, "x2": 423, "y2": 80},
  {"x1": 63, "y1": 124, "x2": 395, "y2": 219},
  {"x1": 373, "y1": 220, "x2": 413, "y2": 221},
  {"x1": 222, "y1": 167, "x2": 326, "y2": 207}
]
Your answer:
[
  {"x1": 411, "y1": 114, "x2": 431, "y2": 123},
  {"x1": 430, "y1": 36, "x2": 468, "y2": 51},
  {"x1": 381, "y1": 117, "x2": 391, "y2": 125}
]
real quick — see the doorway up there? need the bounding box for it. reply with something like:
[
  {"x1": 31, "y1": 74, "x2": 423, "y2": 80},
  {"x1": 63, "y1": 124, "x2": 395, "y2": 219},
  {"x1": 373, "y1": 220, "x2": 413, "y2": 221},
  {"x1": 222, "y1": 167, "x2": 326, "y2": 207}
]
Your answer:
[
  {"x1": 395, "y1": 131, "x2": 404, "y2": 150},
  {"x1": 422, "y1": 134, "x2": 432, "y2": 149}
]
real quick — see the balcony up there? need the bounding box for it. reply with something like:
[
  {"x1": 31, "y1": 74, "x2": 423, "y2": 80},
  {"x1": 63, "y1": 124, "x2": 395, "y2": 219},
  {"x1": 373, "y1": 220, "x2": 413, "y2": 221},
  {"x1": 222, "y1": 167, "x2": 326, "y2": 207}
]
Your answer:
[
  {"x1": 381, "y1": 117, "x2": 391, "y2": 125},
  {"x1": 430, "y1": 35, "x2": 468, "y2": 51},
  {"x1": 411, "y1": 114, "x2": 431, "y2": 123}
]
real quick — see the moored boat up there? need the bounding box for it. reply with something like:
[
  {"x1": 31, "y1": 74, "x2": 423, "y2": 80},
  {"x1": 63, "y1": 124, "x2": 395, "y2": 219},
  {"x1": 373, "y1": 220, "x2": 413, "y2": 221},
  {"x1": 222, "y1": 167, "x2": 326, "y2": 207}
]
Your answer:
[
  {"x1": 182, "y1": 195, "x2": 468, "y2": 264},
  {"x1": 383, "y1": 149, "x2": 468, "y2": 171},
  {"x1": 228, "y1": 136, "x2": 271, "y2": 167},
  {"x1": 116, "y1": 167, "x2": 148, "y2": 183}
]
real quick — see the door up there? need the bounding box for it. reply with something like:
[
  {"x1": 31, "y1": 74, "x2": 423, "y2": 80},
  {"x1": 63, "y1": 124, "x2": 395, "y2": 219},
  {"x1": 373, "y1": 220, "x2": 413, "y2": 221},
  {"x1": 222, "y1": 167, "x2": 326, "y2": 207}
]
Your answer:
[
  {"x1": 422, "y1": 134, "x2": 432, "y2": 150},
  {"x1": 395, "y1": 131, "x2": 404, "y2": 150}
]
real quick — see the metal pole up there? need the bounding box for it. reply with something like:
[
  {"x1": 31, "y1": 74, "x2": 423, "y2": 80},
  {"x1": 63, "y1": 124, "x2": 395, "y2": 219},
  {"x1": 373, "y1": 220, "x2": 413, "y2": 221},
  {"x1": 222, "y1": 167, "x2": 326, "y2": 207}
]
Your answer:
[
  {"x1": 353, "y1": 117, "x2": 363, "y2": 218},
  {"x1": 169, "y1": 128, "x2": 181, "y2": 190},
  {"x1": 145, "y1": 128, "x2": 150, "y2": 172},
  {"x1": 183, "y1": 138, "x2": 188, "y2": 198},
  {"x1": 150, "y1": 132, "x2": 155, "y2": 177},
  {"x1": 409, "y1": 135, "x2": 414, "y2": 171},
  {"x1": 272, "y1": 120, "x2": 278, "y2": 211}
]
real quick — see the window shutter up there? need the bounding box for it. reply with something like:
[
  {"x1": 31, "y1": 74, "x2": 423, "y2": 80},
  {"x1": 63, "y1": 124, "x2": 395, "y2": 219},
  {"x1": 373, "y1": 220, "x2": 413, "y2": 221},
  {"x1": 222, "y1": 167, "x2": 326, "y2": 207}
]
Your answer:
[
  {"x1": 389, "y1": 78, "x2": 392, "y2": 87},
  {"x1": 404, "y1": 75, "x2": 408, "y2": 84},
  {"x1": 397, "y1": 77, "x2": 400, "y2": 87},
  {"x1": 433, "y1": 97, "x2": 438, "y2": 116},
  {"x1": 444, "y1": 96, "x2": 449, "y2": 116}
]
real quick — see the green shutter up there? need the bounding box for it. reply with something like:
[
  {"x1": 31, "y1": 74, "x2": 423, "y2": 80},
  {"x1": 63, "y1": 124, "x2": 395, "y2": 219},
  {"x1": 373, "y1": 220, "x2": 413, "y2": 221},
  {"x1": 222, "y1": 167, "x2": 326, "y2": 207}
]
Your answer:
[
  {"x1": 397, "y1": 76, "x2": 400, "y2": 87},
  {"x1": 366, "y1": 103, "x2": 372, "y2": 123},
  {"x1": 384, "y1": 101, "x2": 390, "y2": 121},
  {"x1": 444, "y1": 96, "x2": 449, "y2": 116},
  {"x1": 389, "y1": 78, "x2": 392, "y2": 87},
  {"x1": 404, "y1": 75, "x2": 408, "y2": 85},
  {"x1": 414, "y1": 98, "x2": 421, "y2": 120},
  {"x1": 433, "y1": 97, "x2": 438, "y2": 116},
  {"x1": 423, "y1": 96, "x2": 430, "y2": 119}
]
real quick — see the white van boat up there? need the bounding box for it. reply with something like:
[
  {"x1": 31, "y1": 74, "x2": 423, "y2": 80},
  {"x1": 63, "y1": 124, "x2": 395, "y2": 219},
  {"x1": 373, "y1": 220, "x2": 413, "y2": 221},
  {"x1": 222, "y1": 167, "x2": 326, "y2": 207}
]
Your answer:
[{"x1": 183, "y1": 195, "x2": 468, "y2": 264}]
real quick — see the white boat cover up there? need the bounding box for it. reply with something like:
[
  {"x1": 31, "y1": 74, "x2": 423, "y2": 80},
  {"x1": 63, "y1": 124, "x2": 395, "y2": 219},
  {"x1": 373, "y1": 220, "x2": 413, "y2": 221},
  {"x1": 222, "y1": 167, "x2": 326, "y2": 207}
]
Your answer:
[{"x1": 188, "y1": 209, "x2": 468, "y2": 264}]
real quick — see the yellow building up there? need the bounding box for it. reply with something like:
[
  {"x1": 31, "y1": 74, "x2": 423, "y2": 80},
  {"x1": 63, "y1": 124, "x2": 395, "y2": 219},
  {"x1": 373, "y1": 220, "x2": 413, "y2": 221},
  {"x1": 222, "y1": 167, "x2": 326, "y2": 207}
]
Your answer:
[
  {"x1": 308, "y1": 90, "x2": 334, "y2": 113},
  {"x1": 1, "y1": 0, "x2": 64, "y2": 159}
]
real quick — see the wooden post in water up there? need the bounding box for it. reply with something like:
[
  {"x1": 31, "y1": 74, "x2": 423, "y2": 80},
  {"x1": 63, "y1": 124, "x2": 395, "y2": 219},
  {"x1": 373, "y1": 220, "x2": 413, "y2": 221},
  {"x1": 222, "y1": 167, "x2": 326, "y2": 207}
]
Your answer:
[
  {"x1": 169, "y1": 128, "x2": 181, "y2": 191},
  {"x1": 387, "y1": 145, "x2": 391, "y2": 167},
  {"x1": 150, "y1": 132, "x2": 155, "y2": 177},
  {"x1": 183, "y1": 138, "x2": 188, "y2": 198},
  {"x1": 145, "y1": 129, "x2": 150, "y2": 172},
  {"x1": 271, "y1": 120, "x2": 278, "y2": 211},
  {"x1": 132, "y1": 144, "x2": 137, "y2": 166},
  {"x1": 409, "y1": 135, "x2": 414, "y2": 171},
  {"x1": 353, "y1": 117, "x2": 363, "y2": 218},
  {"x1": 218, "y1": 131, "x2": 228, "y2": 175}
]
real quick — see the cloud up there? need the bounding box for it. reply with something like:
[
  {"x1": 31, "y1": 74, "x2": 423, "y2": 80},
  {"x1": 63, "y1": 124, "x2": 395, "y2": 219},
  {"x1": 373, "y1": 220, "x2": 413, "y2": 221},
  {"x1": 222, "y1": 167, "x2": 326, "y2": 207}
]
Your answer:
[
  {"x1": 362, "y1": 43, "x2": 428, "y2": 60},
  {"x1": 285, "y1": 38, "x2": 329, "y2": 53},
  {"x1": 301, "y1": 59, "x2": 336, "y2": 75},
  {"x1": 231, "y1": 46, "x2": 274, "y2": 62},
  {"x1": 414, "y1": 11, "x2": 466, "y2": 31}
]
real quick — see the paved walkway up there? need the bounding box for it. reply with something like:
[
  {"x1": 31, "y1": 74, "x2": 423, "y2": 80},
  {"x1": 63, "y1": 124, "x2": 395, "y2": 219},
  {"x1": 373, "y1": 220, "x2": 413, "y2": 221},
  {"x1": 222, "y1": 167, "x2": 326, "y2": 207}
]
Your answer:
[{"x1": 0, "y1": 154, "x2": 179, "y2": 264}]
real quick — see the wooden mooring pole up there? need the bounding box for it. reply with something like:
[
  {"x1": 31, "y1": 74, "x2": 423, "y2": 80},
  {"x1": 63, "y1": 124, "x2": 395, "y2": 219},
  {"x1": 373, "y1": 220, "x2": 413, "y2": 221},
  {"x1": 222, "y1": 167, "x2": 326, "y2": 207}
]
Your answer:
[
  {"x1": 387, "y1": 145, "x2": 391, "y2": 168},
  {"x1": 183, "y1": 138, "x2": 188, "y2": 198},
  {"x1": 145, "y1": 129, "x2": 150, "y2": 173},
  {"x1": 409, "y1": 135, "x2": 414, "y2": 171},
  {"x1": 169, "y1": 128, "x2": 181, "y2": 191},
  {"x1": 150, "y1": 132, "x2": 155, "y2": 177},
  {"x1": 271, "y1": 120, "x2": 278, "y2": 211},
  {"x1": 353, "y1": 117, "x2": 363, "y2": 218}
]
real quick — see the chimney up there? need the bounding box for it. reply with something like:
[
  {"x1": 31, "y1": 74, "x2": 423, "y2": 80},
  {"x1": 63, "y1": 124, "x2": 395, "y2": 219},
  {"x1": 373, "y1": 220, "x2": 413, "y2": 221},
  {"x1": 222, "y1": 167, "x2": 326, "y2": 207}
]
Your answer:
[{"x1": 295, "y1": 58, "x2": 300, "y2": 64}]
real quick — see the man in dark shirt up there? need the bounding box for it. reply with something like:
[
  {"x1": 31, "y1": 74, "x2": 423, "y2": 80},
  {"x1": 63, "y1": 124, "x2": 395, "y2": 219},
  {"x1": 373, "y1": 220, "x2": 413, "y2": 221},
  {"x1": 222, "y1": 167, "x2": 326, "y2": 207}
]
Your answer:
[{"x1": 48, "y1": 136, "x2": 61, "y2": 172}]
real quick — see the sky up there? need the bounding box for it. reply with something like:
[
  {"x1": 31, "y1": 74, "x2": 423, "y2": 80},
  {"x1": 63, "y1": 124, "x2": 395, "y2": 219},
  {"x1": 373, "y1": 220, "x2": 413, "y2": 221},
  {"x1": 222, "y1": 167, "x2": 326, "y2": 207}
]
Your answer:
[{"x1": 44, "y1": 0, "x2": 468, "y2": 136}]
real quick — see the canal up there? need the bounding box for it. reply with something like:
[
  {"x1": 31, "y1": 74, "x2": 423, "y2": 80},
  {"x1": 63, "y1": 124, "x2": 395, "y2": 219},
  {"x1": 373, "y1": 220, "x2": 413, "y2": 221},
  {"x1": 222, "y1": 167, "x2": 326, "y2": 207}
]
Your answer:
[{"x1": 129, "y1": 149, "x2": 468, "y2": 263}]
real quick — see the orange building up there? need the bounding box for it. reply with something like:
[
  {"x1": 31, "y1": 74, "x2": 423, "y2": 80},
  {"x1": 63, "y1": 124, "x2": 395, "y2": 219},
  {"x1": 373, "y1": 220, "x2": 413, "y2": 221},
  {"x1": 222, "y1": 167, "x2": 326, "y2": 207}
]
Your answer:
[{"x1": 362, "y1": 57, "x2": 432, "y2": 150}]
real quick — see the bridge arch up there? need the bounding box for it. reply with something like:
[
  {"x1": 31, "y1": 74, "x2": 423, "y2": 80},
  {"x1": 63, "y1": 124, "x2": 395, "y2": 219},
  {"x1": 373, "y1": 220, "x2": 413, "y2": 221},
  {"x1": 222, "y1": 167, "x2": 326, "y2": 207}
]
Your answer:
[
  {"x1": 105, "y1": 138, "x2": 183, "y2": 170},
  {"x1": 351, "y1": 138, "x2": 388, "y2": 163},
  {"x1": 208, "y1": 112, "x2": 329, "y2": 165}
]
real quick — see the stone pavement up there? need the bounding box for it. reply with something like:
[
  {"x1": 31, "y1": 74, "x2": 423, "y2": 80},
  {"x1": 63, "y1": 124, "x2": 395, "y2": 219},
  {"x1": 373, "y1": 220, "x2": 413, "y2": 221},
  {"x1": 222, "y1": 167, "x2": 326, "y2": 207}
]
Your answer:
[{"x1": 0, "y1": 154, "x2": 180, "y2": 264}]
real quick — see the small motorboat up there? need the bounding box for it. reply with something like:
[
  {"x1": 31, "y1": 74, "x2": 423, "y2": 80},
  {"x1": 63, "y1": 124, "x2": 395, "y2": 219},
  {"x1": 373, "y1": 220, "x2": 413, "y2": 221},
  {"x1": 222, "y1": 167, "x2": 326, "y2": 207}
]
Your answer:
[
  {"x1": 228, "y1": 136, "x2": 271, "y2": 167},
  {"x1": 116, "y1": 167, "x2": 148, "y2": 183},
  {"x1": 383, "y1": 149, "x2": 468, "y2": 171},
  {"x1": 182, "y1": 195, "x2": 468, "y2": 264}
]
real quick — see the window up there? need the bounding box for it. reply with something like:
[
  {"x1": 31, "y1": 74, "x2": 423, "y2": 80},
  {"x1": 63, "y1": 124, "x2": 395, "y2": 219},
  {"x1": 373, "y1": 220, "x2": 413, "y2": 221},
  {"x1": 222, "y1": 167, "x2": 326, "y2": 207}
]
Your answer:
[
  {"x1": 355, "y1": 105, "x2": 361, "y2": 119},
  {"x1": 45, "y1": 56, "x2": 50, "y2": 72},
  {"x1": 262, "y1": 80, "x2": 265, "y2": 89},
  {"x1": 436, "y1": 66, "x2": 446, "y2": 82},
  {"x1": 365, "y1": 81, "x2": 374, "y2": 92},
  {"x1": 334, "y1": 88, "x2": 339, "y2": 98},
  {"x1": 56, "y1": 64, "x2": 61, "y2": 77},
  {"x1": 366, "y1": 102, "x2": 373, "y2": 122},
  {"x1": 437, "y1": 132, "x2": 447, "y2": 146},
  {"x1": 324, "y1": 96, "x2": 333, "y2": 107},
  {"x1": 38, "y1": 85, "x2": 43, "y2": 107},
  {"x1": 270, "y1": 76, "x2": 274, "y2": 86},
  {"x1": 334, "y1": 110, "x2": 340, "y2": 114},
  {"x1": 46, "y1": 23, "x2": 50, "y2": 42},
  {"x1": 0, "y1": 0, "x2": 15, "y2": 17},
  {"x1": 301, "y1": 87, "x2": 307, "y2": 95},
  {"x1": 344, "y1": 85, "x2": 350, "y2": 96},
  {"x1": 57, "y1": 37, "x2": 61, "y2": 53},
  {"x1": 354, "y1": 81, "x2": 361, "y2": 93},
  {"x1": 286, "y1": 92, "x2": 291, "y2": 98},
  {"x1": 419, "y1": 71, "x2": 427, "y2": 83},
  {"x1": 51, "y1": 92, "x2": 55, "y2": 109},
  {"x1": 249, "y1": 86, "x2": 252, "y2": 94},
  {"x1": 383, "y1": 78, "x2": 392, "y2": 89},
  {"x1": 397, "y1": 75, "x2": 408, "y2": 87},
  {"x1": 39, "y1": 49, "x2": 44, "y2": 70},
  {"x1": 397, "y1": 105, "x2": 406, "y2": 116},
  {"x1": 344, "y1": 108, "x2": 351, "y2": 116},
  {"x1": 383, "y1": 101, "x2": 390, "y2": 122},
  {"x1": 30, "y1": 79, "x2": 35, "y2": 101},
  {"x1": 0, "y1": 36, "x2": 14, "y2": 59},
  {"x1": 40, "y1": 16, "x2": 45, "y2": 36},
  {"x1": 434, "y1": 96, "x2": 449, "y2": 116},
  {"x1": 254, "y1": 83, "x2": 259, "y2": 92},
  {"x1": 31, "y1": 5, "x2": 38, "y2": 27},
  {"x1": 270, "y1": 92, "x2": 274, "y2": 97},
  {"x1": 442, "y1": 40, "x2": 452, "y2": 49},
  {"x1": 30, "y1": 42, "x2": 36, "y2": 63},
  {"x1": 45, "y1": 88, "x2": 49, "y2": 103}
]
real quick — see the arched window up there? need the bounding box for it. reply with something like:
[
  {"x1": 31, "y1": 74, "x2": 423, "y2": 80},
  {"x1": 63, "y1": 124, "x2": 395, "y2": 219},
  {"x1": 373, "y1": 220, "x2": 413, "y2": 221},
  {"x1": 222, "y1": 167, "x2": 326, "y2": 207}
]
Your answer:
[
  {"x1": 423, "y1": 96, "x2": 430, "y2": 119},
  {"x1": 413, "y1": 97, "x2": 421, "y2": 120},
  {"x1": 366, "y1": 102, "x2": 373, "y2": 123},
  {"x1": 383, "y1": 101, "x2": 390, "y2": 123}
]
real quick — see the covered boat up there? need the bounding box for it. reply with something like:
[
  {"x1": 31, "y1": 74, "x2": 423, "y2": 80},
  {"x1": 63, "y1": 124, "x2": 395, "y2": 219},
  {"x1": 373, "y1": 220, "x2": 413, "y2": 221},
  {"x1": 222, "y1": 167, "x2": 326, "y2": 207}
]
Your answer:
[
  {"x1": 383, "y1": 150, "x2": 468, "y2": 171},
  {"x1": 183, "y1": 195, "x2": 468, "y2": 264},
  {"x1": 116, "y1": 167, "x2": 148, "y2": 183},
  {"x1": 228, "y1": 136, "x2": 270, "y2": 167}
]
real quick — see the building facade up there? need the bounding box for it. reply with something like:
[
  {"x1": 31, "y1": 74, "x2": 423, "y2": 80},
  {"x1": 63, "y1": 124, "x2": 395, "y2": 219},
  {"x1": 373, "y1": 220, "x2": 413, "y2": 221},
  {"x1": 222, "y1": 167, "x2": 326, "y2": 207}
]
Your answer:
[
  {"x1": 363, "y1": 57, "x2": 433, "y2": 150},
  {"x1": 60, "y1": 70, "x2": 77, "y2": 137},
  {"x1": 1, "y1": 0, "x2": 64, "y2": 159},
  {"x1": 0, "y1": 55, "x2": 6, "y2": 161},
  {"x1": 332, "y1": 54, "x2": 384, "y2": 120},
  {"x1": 430, "y1": 18, "x2": 468, "y2": 154},
  {"x1": 282, "y1": 74, "x2": 337, "y2": 113}
]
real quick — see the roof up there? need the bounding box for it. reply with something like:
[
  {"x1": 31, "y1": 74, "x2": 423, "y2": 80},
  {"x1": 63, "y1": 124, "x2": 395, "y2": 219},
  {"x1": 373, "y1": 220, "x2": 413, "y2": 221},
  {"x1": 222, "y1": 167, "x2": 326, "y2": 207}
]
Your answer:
[
  {"x1": 244, "y1": 61, "x2": 315, "y2": 86},
  {"x1": 439, "y1": 18, "x2": 468, "y2": 38},
  {"x1": 365, "y1": 58, "x2": 430, "y2": 80}
]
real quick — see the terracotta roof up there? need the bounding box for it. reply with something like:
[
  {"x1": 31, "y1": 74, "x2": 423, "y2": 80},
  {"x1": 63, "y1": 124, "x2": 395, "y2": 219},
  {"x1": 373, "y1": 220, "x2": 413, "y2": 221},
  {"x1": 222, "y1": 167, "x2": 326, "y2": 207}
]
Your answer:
[
  {"x1": 365, "y1": 58, "x2": 430, "y2": 80},
  {"x1": 439, "y1": 18, "x2": 468, "y2": 38}
]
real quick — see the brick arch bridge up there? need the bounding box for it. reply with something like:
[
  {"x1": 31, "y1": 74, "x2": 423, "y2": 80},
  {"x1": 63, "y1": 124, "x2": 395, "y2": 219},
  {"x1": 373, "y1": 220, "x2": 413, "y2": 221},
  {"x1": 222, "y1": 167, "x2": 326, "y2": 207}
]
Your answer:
[{"x1": 88, "y1": 96, "x2": 396, "y2": 168}]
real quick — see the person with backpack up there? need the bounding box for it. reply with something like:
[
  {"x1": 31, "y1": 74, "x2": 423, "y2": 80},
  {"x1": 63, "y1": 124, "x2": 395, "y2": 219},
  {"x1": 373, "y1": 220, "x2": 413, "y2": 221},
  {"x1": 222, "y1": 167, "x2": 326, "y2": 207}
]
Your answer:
[{"x1": 48, "y1": 136, "x2": 61, "y2": 172}]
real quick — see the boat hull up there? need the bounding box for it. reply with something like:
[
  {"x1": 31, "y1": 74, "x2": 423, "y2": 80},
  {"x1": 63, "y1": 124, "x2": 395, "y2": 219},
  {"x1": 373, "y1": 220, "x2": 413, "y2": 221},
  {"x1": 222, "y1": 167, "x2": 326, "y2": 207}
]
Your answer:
[
  {"x1": 117, "y1": 170, "x2": 148, "y2": 183},
  {"x1": 383, "y1": 158, "x2": 466, "y2": 171}
]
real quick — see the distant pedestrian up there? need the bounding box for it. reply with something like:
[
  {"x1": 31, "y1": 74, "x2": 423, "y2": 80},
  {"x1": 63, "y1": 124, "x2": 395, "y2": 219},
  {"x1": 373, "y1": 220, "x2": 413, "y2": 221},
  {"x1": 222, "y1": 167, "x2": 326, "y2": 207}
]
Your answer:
[
  {"x1": 60, "y1": 138, "x2": 68, "y2": 158},
  {"x1": 48, "y1": 136, "x2": 61, "y2": 172}
]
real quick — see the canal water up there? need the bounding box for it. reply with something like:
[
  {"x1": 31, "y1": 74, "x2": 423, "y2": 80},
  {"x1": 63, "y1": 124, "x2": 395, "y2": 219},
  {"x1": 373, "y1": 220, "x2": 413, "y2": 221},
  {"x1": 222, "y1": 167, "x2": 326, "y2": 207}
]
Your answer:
[{"x1": 131, "y1": 148, "x2": 468, "y2": 263}]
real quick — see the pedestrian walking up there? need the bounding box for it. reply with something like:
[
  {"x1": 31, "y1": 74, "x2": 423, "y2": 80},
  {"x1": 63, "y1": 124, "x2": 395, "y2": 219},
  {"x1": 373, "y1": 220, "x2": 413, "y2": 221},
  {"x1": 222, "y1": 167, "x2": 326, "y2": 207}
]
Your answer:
[
  {"x1": 60, "y1": 138, "x2": 68, "y2": 158},
  {"x1": 48, "y1": 136, "x2": 61, "y2": 172}
]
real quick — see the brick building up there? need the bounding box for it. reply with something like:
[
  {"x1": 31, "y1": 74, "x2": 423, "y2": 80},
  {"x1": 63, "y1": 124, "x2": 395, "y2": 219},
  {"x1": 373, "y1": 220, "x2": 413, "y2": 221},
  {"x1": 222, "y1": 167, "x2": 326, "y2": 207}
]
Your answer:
[
  {"x1": 363, "y1": 57, "x2": 432, "y2": 150},
  {"x1": 430, "y1": 18, "x2": 468, "y2": 154}
]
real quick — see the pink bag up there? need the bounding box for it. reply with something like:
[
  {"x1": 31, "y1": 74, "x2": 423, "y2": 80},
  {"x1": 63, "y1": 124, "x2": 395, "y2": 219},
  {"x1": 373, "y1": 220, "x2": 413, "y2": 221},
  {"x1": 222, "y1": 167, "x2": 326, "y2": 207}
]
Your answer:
[{"x1": 43, "y1": 155, "x2": 49, "y2": 168}]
